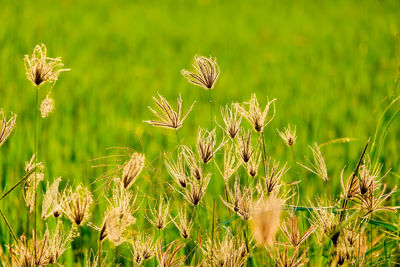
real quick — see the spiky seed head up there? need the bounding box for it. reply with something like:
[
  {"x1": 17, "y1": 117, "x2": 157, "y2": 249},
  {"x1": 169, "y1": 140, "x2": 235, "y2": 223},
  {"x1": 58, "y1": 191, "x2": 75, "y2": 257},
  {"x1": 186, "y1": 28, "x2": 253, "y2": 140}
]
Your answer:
[
  {"x1": 221, "y1": 176, "x2": 253, "y2": 220},
  {"x1": 181, "y1": 145, "x2": 203, "y2": 180},
  {"x1": 236, "y1": 128, "x2": 254, "y2": 163},
  {"x1": 277, "y1": 124, "x2": 297, "y2": 147},
  {"x1": 247, "y1": 148, "x2": 262, "y2": 177},
  {"x1": 251, "y1": 196, "x2": 283, "y2": 247},
  {"x1": 144, "y1": 93, "x2": 195, "y2": 129},
  {"x1": 122, "y1": 152, "x2": 145, "y2": 189},
  {"x1": 172, "y1": 208, "x2": 193, "y2": 239},
  {"x1": 156, "y1": 240, "x2": 185, "y2": 267},
  {"x1": 24, "y1": 154, "x2": 45, "y2": 213},
  {"x1": 197, "y1": 128, "x2": 224, "y2": 164},
  {"x1": 234, "y1": 94, "x2": 276, "y2": 132},
  {"x1": 184, "y1": 174, "x2": 211, "y2": 206},
  {"x1": 265, "y1": 157, "x2": 289, "y2": 194},
  {"x1": 165, "y1": 152, "x2": 187, "y2": 188},
  {"x1": 0, "y1": 110, "x2": 17, "y2": 146},
  {"x1": 63, "y1": 184, "x2": 93, "y2": 226},
  {"x1": 131, "y1": 233, "x2": 155, "y2": 264},
  {"x1": 24, "y1": 44, "x2": 69, "y2": 87},
  {"x1": 181, "y1": 55, "x2": 220, "y2": 90},
  {"x1": 299, "y1": 143, "x2": 328, "y2": 182},
  {"x1": 40, "y1": 93, "x2": 55, "y2": 118},
  {"x1": 145, "y1": 198, "x2": 171, "y2": 230},
  {"x1": 220, "y1": 104, "x2": 242, "y2": 138},
  {"x1": 42, "y1": 177, "x2": 63, "y2": 220}
]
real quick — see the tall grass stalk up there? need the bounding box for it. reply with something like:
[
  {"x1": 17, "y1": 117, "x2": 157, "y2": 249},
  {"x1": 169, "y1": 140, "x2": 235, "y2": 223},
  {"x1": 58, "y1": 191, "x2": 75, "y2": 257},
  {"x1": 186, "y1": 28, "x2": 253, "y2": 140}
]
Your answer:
[{"x1": 33, "y1": 87, "x2": 39, "y2": 261}]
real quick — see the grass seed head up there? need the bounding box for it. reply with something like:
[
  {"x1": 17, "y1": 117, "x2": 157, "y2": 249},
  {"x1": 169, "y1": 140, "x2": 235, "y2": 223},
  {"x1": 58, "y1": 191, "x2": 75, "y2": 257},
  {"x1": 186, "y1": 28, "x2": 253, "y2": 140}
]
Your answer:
[
  {"x1": 145, "y1": 197, "x2": 171, "y2": 230},
  {"x1": 236, "y1": 128, "x2": 254, "y2": 163},
  {"x1": 122, "y1": 152, "x2": 145, "y2": 189},
  {"x1": 184, "y1": 173, "x2": 210, "y2": 206},
  {"x1": 40, "y1": 93, "x2": 55, "y2": 118},
  {"x1": 251, "y1": 196, "x2": 283, "y2": 247},
  {"x1": 24, "y1": 44, "x2": 69, "y2": 87},
  {"x1": 144, "y1": 93, "x2": 195, "y2": 129},
  {"x1": 172, "y1": 207, "x2": 193, "y2": 239},
  {"x1": 156, "y1": 240, "x2": 185, "y2": 267},
  {"x1": 0, "y1": 110, "x2": 17, "y2": 146},
  {"x1": 234, "y1": 94, "x2": 276, "y2": 132},
  {"x1": 277, "y1": 124, "x2": 297, "y2": 147},
  {"x1": 181, "y1": 55, "x2": 220, "y2": 90},
  {"x1": 42, "y1": 177, "x2": 63, "y2": 220},
  {"x1": 62, "y1": 184, "x2": 94, "y2": 226},
  {"x1": 220, "y1": 104, "x2": 242, "y2": 139},
  {"x1": 221, "y1": 176, "x2": 253, "y2": 220},
  {"x1": 24, "y1": 154, "x2": 45, "y2": 213},
  {"x1": 197, "y1": 128, "x2": 224, "y2": 164}
]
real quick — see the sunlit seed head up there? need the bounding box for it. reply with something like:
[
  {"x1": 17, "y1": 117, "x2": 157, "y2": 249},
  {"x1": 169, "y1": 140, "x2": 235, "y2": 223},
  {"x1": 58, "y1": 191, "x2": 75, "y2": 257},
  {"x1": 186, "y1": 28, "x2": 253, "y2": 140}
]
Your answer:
[
  {"x1": 234, "y1": 94, "x2": 276, "y2": 132},
  {"x1": 144, "y1": 93, "x2": 195, "y2": 130},
  {"x1": 220, "y1": 104, "x2": 242, "y2": 139},
  {"x1": 24, "y1": 44, "x2": 70, "y2": 87},
  {"x1": 181, "y1": 55, "x2": 220, "y2": 90},
  {"x1": 24, "y1": 154, "x2": 45, "y2": 213},
  {"x1": 236, "y1": 128, "x2": 254, "y2": 163},
  {"x1": 277, "y1": 124, "x2": 297, "y2": 147},
  {"x1": 62, "y1": 184, "x2": 94, "y2": 226},
  {"x1": 0, "y1": 110, "x2": 17, "y2": 146},
  {"x1": 40, "y1": 93, "x2": 55, "y2": 118},
  {"x1": 122, "y1": 152, "x2": 145, "y2": 189},
  {"x1": 197, "y1": 128, "x2": 224, "y2": 164}
]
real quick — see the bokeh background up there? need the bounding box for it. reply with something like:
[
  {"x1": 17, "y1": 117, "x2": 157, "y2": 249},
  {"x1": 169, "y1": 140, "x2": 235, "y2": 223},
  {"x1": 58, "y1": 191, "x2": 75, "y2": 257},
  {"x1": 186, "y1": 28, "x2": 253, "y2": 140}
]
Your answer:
[{"x1": 1, "y1": 0, "x2": 400, "y2": 264}]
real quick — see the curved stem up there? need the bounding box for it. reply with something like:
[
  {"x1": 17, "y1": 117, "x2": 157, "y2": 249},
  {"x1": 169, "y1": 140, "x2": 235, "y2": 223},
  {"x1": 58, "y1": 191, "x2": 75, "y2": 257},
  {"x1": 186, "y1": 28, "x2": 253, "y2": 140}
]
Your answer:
[{"x1": 33, "y1": 87, "x2": 38, "y2": 262}]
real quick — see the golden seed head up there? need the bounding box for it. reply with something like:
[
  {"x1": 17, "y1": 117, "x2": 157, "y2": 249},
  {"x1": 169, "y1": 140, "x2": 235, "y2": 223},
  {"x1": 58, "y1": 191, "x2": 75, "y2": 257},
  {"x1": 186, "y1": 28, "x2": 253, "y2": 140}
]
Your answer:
[
  {"x1": 184, "y1": 173, "x2": 211, "y2": 206},
  {"x1": 165, "y1": 152, "x2": 187, "y2": 188},
  {"x1": 42, "y1": 177, "x2": 63, "y2": 220},
  {"x1": 24, "y1": 154, "x2": 45, "y2": 213},
  {"x1": 62, "y1": 184, "x2": 94, "y2": 226},
  {"x1": 24, "y1": 44, "x2": 69, "y2": 87},
  {"x1": 156, "y1": 240, "x2": 185, "y2": 267},
  {"x1": 251, "y1": 196, "x2": 283, "y2": 247},
  {"x1": 269, "y1": 245, "x2": 309, "y2": 267},
  {"x1": 281, "y1": 214, "x2": 316, "y2": 248},
  {"x1": 181, "y1": 55, "x2": 220, "y2": 90},
  {"x1": 144, "y1": 93, "x2": 195, "y2": 130},
  {"x1": 216, "y1": 143, "x2": 241, "y2": 182},
  {"x1": 221, "y1": 176, "x2": 253, "y2": 220},
  {"x1": 0, "y1": 110, "x2": 17, "y2": 146},
  {"x1": 40, "y1": 93, "x2": 55, "y2": 118},
  {"x1": 101, "y1": 183, "x2": 137, "y2": 245},
  {"x1": 131, "y1": 233, "x2": 155, "y2": 264},
  {"x1": 264, "y1": 157, "x2": 288, "y2": 194},
  {"x1": 145, "y1": 198, "x2": 171, "y2": 230},
  {"x1": 246, "y1": 147, "x2": 262, "y2": 177},
  {"x1": 277, "y1": 124, "x2": 297, "y2": 147},
  {"x1": 122, "y1": 152, "x2": 145, "y2": 189},
  {"x1": 234, "y1": 94, "x2": 276, "y2": 132},
  {"x1": 203, "y1": 234, "x2": 248, "y2": 267},
  {"x1": 172, "y1": 207, "x2": 194, "y2": 239},
  {"x1": 236, "y1": 128, "x2": 254, "y2": 163},
  {"x1": 299, "y1": 143, "x2": 328, "y2": 182},
  {"x1": 181, "y1": 145, "x2": 203, "y2": 180},
  {"x1": 220, "y1": 104, "x2": 242, "y2": 138},
  {"x1": 197, "y1": 128, "x2": 224, "y2": 164}
]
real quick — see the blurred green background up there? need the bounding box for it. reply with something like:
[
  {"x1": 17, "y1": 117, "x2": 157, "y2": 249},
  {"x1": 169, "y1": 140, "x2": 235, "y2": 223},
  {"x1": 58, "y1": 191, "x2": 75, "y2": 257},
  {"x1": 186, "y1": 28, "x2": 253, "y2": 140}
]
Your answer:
[{"x1": 1, "y1": 0, "x2": 400, "y2": 264}]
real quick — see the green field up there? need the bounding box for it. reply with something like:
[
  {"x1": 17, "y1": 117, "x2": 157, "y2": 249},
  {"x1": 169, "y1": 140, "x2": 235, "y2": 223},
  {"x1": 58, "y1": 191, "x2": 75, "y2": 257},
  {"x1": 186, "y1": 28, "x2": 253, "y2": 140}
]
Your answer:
[{"x1": 1, "y1": 0, "x2": 400, "y2": 266}]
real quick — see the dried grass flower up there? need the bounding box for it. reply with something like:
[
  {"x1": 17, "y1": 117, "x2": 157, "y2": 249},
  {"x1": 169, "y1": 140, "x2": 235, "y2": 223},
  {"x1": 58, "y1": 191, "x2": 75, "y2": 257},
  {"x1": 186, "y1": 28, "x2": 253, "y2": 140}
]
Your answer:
[
  {"x1": 234, "y1": 94, "x2": 276, "y2": 132},
  {"x1": 156, "y1": 240, "x2": 185, "y2": 267},
  {"x1": 357, "y1": 184, "x2": 397, "y2": 217},
  {"x1": 181, "y1": 55, "x2": 220, "y2": 90},
  {"x1": 165, "y1": 152, "x2": 187, "y2": 188},
  {"x1": 40, "y1": 93, "x2": 55, "y2": 118},
  {"x1": 42, "y1": 177, "x2": 63, "y2": 219},
  {"x1": 251, "y1": 196, "x2": 283, "y2": 247},
  {"x1": 221, "y1": 176, "x2": 253, "y2": 220},
  {"x1": 24, "y1": 154, "x2": 45, "y2": 213},
  {"x1": 100, "y1": 182, "x2": 137, "y2": 245},
  {"x1": 216, "y1": 143, "x2": 241, "y2": 182},
  {"x1": 181, "y1": 145, "x2": 203, "y2": 180},
  {"x1": 183, "y1": 173, "x2": 211, "y2": 206},
  {"x1": 247, "y1": 148, "x2": 262, "y2": 177},
  {"x1": 220, "y1": 104, "x2": 242, "y2": 138},
  {"x1": 265, "y1": 158, "x2": 289, "y2": 194},
  {"x1": 277, "y1": 124, "x2": 297, "y2": 147},
  {"x1": 62, "y1": 184, "x2": 94, "y2": 226},
  {"x1": 172, "y1": 207, "x2": 193, "y2": 239},
  {"x1": 310, "y1": 199, "x2": 339, "y2": 246},
  {"x1": 0, "y1": 110, "x2": 17, "y2": 146},
  {"x1": 236, "y1": 128, "x2": 254, "y2": 163},
  {"x1": 131, "y1": 233, "x2": 156, "y2": 265},
  {"x1": 299, "y1": 143, "x2": 328, "y2": 182},
  {"x1": 144, "y1": 93, "x2": 195, "y2": 129},
  {"x1": 197, "y1": 128, "x2": 224, "y2": 164},
  {"x1": 281, "y1": 214, "x2": 316, "y2": 248},
  {"x1": 24, "y1": 43, "x2": 69, "y2": 87},
  {"x1": 145, "y1": 198, "x2": 171, "y2": 230},
  {"x1": 202, "y1": 234, "x2": 248, "y2": 267},
  {"x1": 45, "y1": 222, "x2": 76, "y2": 264},
  {"x1": 122, "y1": 152, "x2": 145, "y2": 189},
  {"x1": 270, "y1": 245, "x2": 308, "y2": 267}
]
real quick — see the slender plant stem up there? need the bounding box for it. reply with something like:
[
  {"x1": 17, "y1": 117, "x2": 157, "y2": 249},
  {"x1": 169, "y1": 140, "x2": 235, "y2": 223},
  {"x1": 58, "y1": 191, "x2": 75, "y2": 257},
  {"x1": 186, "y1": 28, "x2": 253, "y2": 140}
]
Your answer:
[
  {"x1": 175, "y1": 129, "x2": 181, "y2": 146},
  {"x1": 0, "y1": 209, "x2": 17, "y2": 242},
  {"x1": 290, "y1": 146, "x2": 299, "y2": 180},
  {"x1": 260, "y1": 131, "x2": 267, "y2": 177},
  {"x1": 98, "y1": 239, "x2": 102, "y2": 267},
  {"x1": 208, "y1": 89, "x2": 214, "y2": 129},
  {"x1": 33, "y1": 87, "x2": 39, "y2": 262},
  {"x1": 211, "y1": 198, "x2": 216, "y2": 267}
]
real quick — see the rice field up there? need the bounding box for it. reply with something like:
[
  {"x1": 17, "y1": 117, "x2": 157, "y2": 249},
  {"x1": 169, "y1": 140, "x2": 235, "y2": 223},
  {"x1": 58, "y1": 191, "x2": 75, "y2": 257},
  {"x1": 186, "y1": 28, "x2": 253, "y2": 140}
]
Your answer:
[{"x1": 1, "y1": 0, "x2": 400, "y2": 266}]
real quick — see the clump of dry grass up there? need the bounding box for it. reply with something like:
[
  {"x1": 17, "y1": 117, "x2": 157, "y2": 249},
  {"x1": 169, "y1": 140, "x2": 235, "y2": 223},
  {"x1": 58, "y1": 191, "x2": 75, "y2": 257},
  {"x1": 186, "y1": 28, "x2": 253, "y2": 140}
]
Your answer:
[{"x1": 0, "y1": 110, "x2": 16, "y2": 146}]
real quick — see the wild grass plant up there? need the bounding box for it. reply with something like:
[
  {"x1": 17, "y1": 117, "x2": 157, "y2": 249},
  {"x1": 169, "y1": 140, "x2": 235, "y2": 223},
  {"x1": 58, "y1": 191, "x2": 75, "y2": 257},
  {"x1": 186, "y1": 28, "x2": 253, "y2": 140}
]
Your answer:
[{"x1": 1, "y1": 39, "x2": 400, "y2": 267}]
